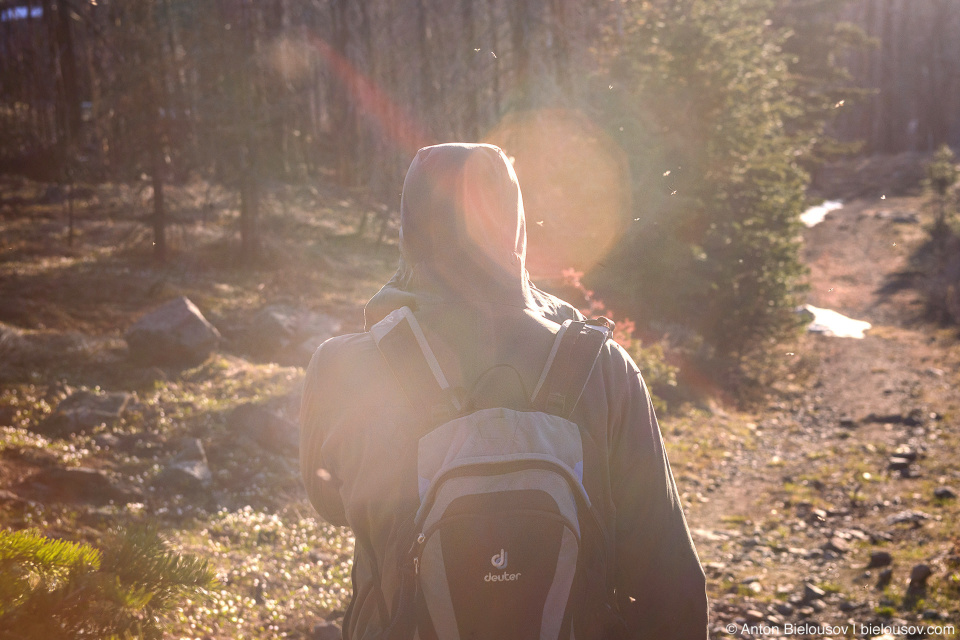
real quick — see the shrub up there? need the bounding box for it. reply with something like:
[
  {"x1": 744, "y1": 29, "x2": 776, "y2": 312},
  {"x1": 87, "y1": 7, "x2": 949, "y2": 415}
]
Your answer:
[
  {"x1": 562, "y1": 268, "x2": 678, "y2": 413},
  {"x1": 0, "y1": 526, "x2": 217, "y2": 639}
]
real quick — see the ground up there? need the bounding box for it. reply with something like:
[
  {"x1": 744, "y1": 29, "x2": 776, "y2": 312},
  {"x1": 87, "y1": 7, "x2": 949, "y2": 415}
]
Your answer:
[{"x1": 0, "y1": 170, "x2": 958, "y2": 639}]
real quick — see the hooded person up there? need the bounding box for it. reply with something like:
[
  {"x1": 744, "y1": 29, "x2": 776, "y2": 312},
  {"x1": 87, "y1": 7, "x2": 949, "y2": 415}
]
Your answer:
[{"x1": 300, "y1": 143, "x2": 707, "y2": 640}]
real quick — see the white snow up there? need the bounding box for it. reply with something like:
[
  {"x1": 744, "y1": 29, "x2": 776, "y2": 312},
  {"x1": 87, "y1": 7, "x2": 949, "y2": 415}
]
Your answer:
[
  {"x1": 803, "y1": 304, "x2": 871, "y2": 339},
  {"x1": 800, "y1": 200, "x2": 844, "y2": 227}
]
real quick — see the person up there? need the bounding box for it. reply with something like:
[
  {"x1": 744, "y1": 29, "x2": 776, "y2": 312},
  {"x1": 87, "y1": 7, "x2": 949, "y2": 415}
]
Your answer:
[{"x1": 300, "y1": 143, "x2": 708, "y2": 640}]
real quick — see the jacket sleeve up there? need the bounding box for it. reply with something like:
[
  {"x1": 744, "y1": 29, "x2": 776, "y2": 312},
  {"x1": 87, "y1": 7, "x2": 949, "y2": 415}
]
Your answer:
[
  {"x1": 606, "y1": 345, "x2": 708, "y2": 640},
  {"x1": 300, "y1": 342, "x2": 348, "y2": 527}
]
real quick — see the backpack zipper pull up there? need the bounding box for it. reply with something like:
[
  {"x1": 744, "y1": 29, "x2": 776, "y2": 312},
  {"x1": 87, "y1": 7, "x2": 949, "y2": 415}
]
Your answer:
[{"x1": 413, "y1": 533, "x2": 425, "y2": 574}]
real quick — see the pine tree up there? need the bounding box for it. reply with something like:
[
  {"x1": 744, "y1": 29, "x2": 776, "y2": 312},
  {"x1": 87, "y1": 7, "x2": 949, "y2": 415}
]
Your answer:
[{"x1": 0, "y1": 527, "x2": 217, "y2": 639}]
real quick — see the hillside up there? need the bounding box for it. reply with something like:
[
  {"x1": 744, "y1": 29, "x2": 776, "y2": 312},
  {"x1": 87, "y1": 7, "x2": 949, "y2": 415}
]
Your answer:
[{"x1": 1, "y1": 174, "x2": 958, "y2": 638}]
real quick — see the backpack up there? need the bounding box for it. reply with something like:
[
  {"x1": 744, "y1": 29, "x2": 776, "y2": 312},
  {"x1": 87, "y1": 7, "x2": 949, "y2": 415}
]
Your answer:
[{"x1": 368, "y1": 306, "x2": 622, "y2": 640}]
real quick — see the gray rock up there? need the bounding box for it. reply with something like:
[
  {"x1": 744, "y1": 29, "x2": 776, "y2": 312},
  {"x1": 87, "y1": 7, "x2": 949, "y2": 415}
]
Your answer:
[
  {"x1": 242, "y1": 306, "x2": 341, "y2": 366},
  {"x1": 867, "y1": 551, "x2": 893, "y2": 568},
  {"x1": 153, "y1": 460, "x2": 212, "y2": 493},
  {"x1": 824, "y1": 536, "x2": 850, "y2": 554},
  {"x1": 886, "y1": 510, "x2": 930, "y2": 526},
  {"x1": 907, "y1": 564, "x2": 932, "y2": 591},
  {"x1": 745, "y1": 610, "x2": 764, "y2": 622},
  {"x1": 877, "y1": 568, "x2": 893, "y2": 589},
  {"x1": 934, "y1": 486, "x2": 957, "y2": 500},
  {"x1": 228, "y1": 403, "x2": 299, "y2": 457},
  {"x1": 775, "y1": 603, "x2": 794, "y2": 616},
  {"x1": 888, "y1": 456, "x2": 912, "y2": 471},
  {"x1": 23, "y1": 467, "x2": 137, "y2": 505},
  {"x1": 94, "y1": 433, "x2": 123, "y2": 449},
  {"x1": 172, "y1": 437, "x2": 207, "y2": 463},
  {"x1": 35, "y1": 389, "x2": 132, "y2": 437},
  {"x1": 803, "y1": 583, "x2": 826, "y2": 602},
  {"x1": 125, "y1": 296, "x2": 221, "y2": 365},
  {"x1": 247, "y1": 306, "x2": 298, "y2": 356},
  {"x1": 281, "y1": 311, "x2": 342, "y2": 366}
]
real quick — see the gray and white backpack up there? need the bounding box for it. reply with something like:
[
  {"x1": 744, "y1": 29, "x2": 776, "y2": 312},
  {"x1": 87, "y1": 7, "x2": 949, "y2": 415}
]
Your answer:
[{"x1": 369, "y1": 307, "x2": 621, "y2": 640}]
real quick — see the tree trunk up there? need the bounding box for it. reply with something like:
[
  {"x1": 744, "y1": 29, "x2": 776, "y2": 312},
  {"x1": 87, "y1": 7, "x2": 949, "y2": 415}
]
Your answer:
[{"x1": 152, "y1": 143, "x2": 167, "y2": 263}]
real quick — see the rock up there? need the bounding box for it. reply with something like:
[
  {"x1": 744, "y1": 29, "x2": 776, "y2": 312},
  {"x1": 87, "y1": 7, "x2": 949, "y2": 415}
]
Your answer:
[
  {"x1": 876, "y1": 568, "x2": 893, "y2": 589},
  {"x1": 172, "y1": 437, "x2": 207, "y2": 463},
  {"x1": 867, "y1": 551, "x2": 893, "y2": 568},
  {"x1": 839, "y1": 600, "x2": 861, "y2": 612},
  {"x1": 125, "y1": 296, "x2": 221, "y2": 365},
  {"x1": 886, "y1": 510, "x2": 930, "y2": 526},
  {"x1": 775, "y1": 602, "x2": 794, "y2": 616},
  {"x1": 803, "y1": 583, "x2": 826, "y2": 602},
  {"x1": 887, "y1": 456, "x2": 912, "y2": 471},
  {"x1": 934, "y1": 486, "x2": 957, "y2": 500},
  {"x1": 747, "y1": 581, "x2": 762, "y2": 594},
  {"x1": 94, "y1": 433, "x2": 123, "y2": 449},
  {"x1": 35, "y1": 389, "x2": 132, "y2": 437},
  {"x1": 247, "y1": 306, "x2": 298, "y2": 356},
  {"x1": 797, "y1": 606, "x2": 814, "y2": 617},
  {"x1": 745, "y1": 610, "x2": 764, "y2": 622},
  {"x1": 907, "y1": 564, "x2": 932, "y2": 592},
  {"x1": 22, "y1": 467, "x2": 137, "y2": 505},
  {"x1": 893, "y1": 445, "x2": 918, "y2": 461},
  {"x1": 241, "y1": 306, "x2": 341, "y2": 366},
  {"x1": 153, "y1": 460, "x2": 212, "y2": 494},
  {"x1": 281, "y1": 311, "x2": 342, "y2": 366},
  {"x1": 227, "y1": 403, "x2": 299, "y2": 457},
  {"x1": 824, "y1": 536, "x2": 850, "y2": 554},
  {"x1": 310, "y1": 621, "x2": 341, "y2": 640}
]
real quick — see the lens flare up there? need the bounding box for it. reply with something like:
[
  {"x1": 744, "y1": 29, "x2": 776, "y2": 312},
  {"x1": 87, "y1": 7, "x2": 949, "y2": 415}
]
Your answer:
[{"x1": 484, "y1": 110, "x2": 629, "y2": 278}]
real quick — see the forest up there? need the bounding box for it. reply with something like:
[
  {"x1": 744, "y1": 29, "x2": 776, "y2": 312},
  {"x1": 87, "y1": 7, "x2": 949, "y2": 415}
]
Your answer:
[{"x1": 2, "y1": 0, "x2": 960, "y2": 638}]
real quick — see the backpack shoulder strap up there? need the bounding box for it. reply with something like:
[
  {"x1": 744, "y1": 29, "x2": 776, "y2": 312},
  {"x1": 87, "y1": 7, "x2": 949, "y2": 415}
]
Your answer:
[
  {"x1": 531, "y1": 319, "x2": 610, "y2": 418},
  {"x1": 371, "y1": 306, "x2": 462, "y2": 421}
]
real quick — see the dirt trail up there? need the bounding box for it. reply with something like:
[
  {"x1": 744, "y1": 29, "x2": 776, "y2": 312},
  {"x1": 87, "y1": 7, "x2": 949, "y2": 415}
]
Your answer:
[{"x1": 684, "y1": 196, "x2": 960, "y2": 637}]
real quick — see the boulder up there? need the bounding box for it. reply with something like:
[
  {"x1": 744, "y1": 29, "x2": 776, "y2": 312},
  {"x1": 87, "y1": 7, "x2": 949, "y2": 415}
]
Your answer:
[
  {"x1": 125, "y1": 296, "x2": 221, "y2": 365},
  {"x1": 153, "y1": 460, "x2": 212, "y2": 494},
  {"x1": 172, "y1": 437, "x2": 207, "y2": 463},
  {"x1": 867, "y1": 551, "x2": 893, "y2": 568},
  {"x1": 35, "y1": 389, "x2": 132, "y2": 437},
  {"x1": 934, "y1": 486, "x2": 957, "y2": 500},
  {"x1": 907, "y1": 564, "x2": 933, "y2": 593},
  {"x1": 240, "y1": 305, "x2": 341, "y2": 365},
  {"x1": 247, "y1": 306, "x2": 298, "y2": 356},
  {"x1": 802, "y1": 583, "x2": 826, "y2": 602},
  {"x1": 228, "y1": 403, "x2": 299, "y2": 457},
  {"x1": 22, "y1": 467, "x2": 138, "y2": 505}
]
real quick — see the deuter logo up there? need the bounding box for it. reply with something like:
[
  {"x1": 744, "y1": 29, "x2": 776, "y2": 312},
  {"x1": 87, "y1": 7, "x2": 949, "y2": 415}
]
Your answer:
[
  {"x1": 484, "y1": 571, "x2": 521, "y2": 583},
  {"x1": 486, "y1": 549, "x2": 519, "y2": 583}
]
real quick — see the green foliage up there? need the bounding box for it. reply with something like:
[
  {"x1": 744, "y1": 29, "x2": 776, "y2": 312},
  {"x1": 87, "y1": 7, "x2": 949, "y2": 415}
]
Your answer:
[
  {"x1": 926, "y1": 144, "x2": 959, "y2": 236},
  {"x1": 600, "y1": 0, "x2": 818, "y2": 364},
  {"x1": 0, "y1": 527, "x2": 217, "y2": 639},
  {"x1": 561, "y1": 268, "x2": 678, "y2": 412},
  {"x1": 927, "y1": 145, "x2": 959, "y2": 197}
]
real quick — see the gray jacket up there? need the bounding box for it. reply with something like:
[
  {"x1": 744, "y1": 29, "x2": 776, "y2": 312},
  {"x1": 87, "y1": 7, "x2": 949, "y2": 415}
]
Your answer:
[{"x1": 301, "y1": 144, "x2": 707, "y2": 640}]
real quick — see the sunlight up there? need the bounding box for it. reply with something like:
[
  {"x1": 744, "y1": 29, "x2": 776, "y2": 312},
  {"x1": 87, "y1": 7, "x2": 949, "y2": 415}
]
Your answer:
[
  {"x1": 307, "y1": 36, "x2": 429, "y2": 155},
  {"x1": 484, "y1": 109, "x2": 629, "y2": 278}
]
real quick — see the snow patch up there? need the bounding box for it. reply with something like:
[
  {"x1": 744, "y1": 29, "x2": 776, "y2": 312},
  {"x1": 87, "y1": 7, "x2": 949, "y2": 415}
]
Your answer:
[
  {"x1": 803, "y1": 304, "x2": 871, "y2": 339},
  {"x1": 801, "y1": 200, "x2": 844, "y2": 227}
]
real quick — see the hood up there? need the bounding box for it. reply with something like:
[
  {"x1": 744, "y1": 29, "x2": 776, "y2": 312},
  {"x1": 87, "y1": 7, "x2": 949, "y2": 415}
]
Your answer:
[
  {"x1": 364, "y1": 143, "x2": 585, "y2": 329},
  {"x1": 399, "y1": 143, "x2": 530, "y2": 303}
]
